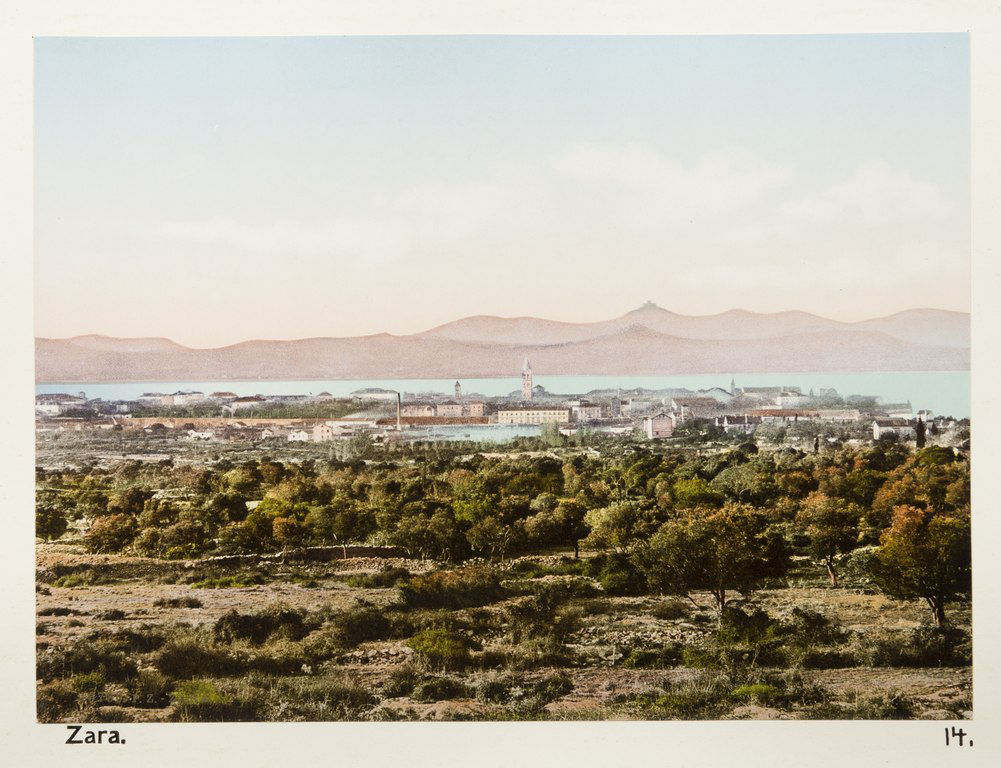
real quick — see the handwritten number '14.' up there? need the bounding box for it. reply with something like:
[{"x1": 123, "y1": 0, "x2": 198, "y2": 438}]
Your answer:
[{"x1": 945, "y1": 727, "x2": 972, "y2": 747}]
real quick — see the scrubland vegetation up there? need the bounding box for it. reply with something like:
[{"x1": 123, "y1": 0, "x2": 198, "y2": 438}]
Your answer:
[{"x1": 35, "y1": 432, "x2": 971, "y2": 721}]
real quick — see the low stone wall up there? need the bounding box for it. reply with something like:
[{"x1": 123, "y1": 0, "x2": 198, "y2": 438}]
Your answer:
[{"x1": 194, "y1": 545, "x2": 409, "y2": 567}]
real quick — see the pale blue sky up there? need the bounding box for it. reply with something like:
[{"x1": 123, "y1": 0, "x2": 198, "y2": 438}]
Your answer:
[{"x1": 35, "y1": 35, "x2": 969, "y2": 346}]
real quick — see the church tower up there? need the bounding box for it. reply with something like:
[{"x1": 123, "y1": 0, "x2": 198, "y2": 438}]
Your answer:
[
  {"x1": 521, "y1": 358, "x2": 533, "y2": 401},
  {"x1": 454, "y1": 380, "x2": 462, "y2": 401}
]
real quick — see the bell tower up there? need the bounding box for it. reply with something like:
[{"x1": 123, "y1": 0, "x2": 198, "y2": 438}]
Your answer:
[
  {"x1": 521, "y1": 358, "x2": 533, "y2": 401},
  {"x1": 454, "y1": 380, "x2": 462, "y2": 401}
]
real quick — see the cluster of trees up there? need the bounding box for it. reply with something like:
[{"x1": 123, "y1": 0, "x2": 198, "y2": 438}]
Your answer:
[{"x1": 36, "y1": 440, "x2": 971, "y2": 625}]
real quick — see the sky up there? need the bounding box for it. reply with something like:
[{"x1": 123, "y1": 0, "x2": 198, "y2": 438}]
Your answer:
[{"x1": 34, "y1": 35, "x2": 970, "y2": 348}]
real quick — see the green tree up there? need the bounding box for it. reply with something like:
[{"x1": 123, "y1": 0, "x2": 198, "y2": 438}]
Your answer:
[
  {"x1": 869, "y1": 504, "x2": 971, "y2": 627},
  {"x1": 36, "y1": 503, "x2": 68, "y2": 541},
  {"x1": 83, "y1": 513, "x2": 137, "y2": 553},
  {"x1": 633, "y1": 503, "x2": 785, "y2": 615},
  {"x1": 795, "y1": 492, "x2": 862, "y2": 586}
]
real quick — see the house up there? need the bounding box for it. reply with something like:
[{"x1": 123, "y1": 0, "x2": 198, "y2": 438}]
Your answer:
[
  {"x1": 287, "y1": 429, "x2": 311, "y2": 442},
  {"x1": 776, "y1": 392, "x2": 811, "y2": 408},
  {"x1": 917, "y1": 409, "x2": 934, "y2": 423},
  {"x1": 209, "y1": 391, "x2": 238, "y2": 401},
  {"x1": 699, "y1": 387, "x2": 736, "y2": 406},
  {"x1": 435, "y1": 401, "x2": 463, "y2": 418},
  {"x1": 738, "y1": 386, "x2": 787, "y2": 401},
  {"x1": 186, "y1": 430, "x2": 214, "y2": 440},
  {"x1": 873, "y1": 418, "x2": 916, "y2": 440},
  {"x1": 714, "y1": 414, "x2": 760, "y2": 434},
  {"x1": 167, "y1": 391, "x2": 206, "y2": 406},
  {"x1": 228, "y1": 396, "x2": 268, "y2": 412},
  {"x1": 816, "y1": 409, "x2": 861, "y2": 423},
  {"x1": 880, "y1": 403, "x2": 913, "y2": 419},
  {"x1": 496, "y1": 407, "x2": 570, "y2": 425},
  {"x1": 670, "y1": 397, "x2": 719, "y2": 422},
  {"x1": 35, "y1": 393, "x2": 87, "y2": 416},
  {"x1": 401, "y1": 402, "x2": 436, "y2": 418},
  {"x1": 569, "y1": 401, "x2": 604, "y2": 422},
  {"x1": 748, "y1": 409, "x2": 820, "y2": 423},
  {"x1": 643, "y1": 412, "x2": 675, "y2": 439},
  {"x1": 465, "y1": 401, "x2": 486, "y2": 418}
]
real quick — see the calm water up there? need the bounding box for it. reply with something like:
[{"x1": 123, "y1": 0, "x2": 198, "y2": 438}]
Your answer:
[{"x1": 37, "y1": 371, "x2": 971, "y2": 419}]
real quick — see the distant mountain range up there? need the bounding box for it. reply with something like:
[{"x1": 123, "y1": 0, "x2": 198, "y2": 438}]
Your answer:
[{"x1": 35, "y1": 305, "x2": 969, "y2": 382}]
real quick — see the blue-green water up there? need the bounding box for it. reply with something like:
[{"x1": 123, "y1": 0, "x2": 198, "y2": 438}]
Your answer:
[{"x1": 36, "y1": 371, "x2": 970, "y2": 419}]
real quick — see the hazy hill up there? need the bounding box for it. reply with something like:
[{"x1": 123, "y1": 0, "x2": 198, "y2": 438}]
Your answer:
[{"x1": 35, "y1": 305, "x2": 970, "y2": 382}]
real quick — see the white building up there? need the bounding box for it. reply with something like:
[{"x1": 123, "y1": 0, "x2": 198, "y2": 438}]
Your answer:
[
  {"x1": 497, "y1": 407, "x2": 569, "y2": 425},
  {"x1": 873, "y1": 418, "x2": 916, "y2": 440},
  {"x1": 287, "y1": 429, "x2": 311, "y2": 442},
  {"x1": 714, "y1": 415, "x2": 760, "y2": 434},
  {"x1": 436, "y1": 401, "x2": 463, "y2": 418}
]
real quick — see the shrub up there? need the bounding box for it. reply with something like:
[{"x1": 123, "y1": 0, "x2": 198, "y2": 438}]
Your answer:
[
  {"x1": 407, "y1": 628, "x2": 472, "y2": 670},
  {"x1": 70, "y1": 671, "x2": 105, "y2": 695},
  {"x1": 188, "y1": 571, "x2": 266, "y2": 589},
  {"x1": 327, "y1": 606, "x2": 392, "y2": 648},
  {"x1": 651, "y1": 599, "x2": 689, "y2": 621},
  {"x1": 399, "y1": 567, "x2": 504, "y2": 610},
  {"x1": 95, "y1": 609, "x2": 126, "y2": 621},
  {"x1": 383, "y1": 665, "x2": 421, "y2": 697},
  {"x1": 213, "y1": 607, "x2": 308, "y2": 645},
  {"x1": 83, "y1": 514, "x2": 137, "y2": 553},
  {"x1": 346, "y1": 567, "x2": 411, "y2": 588},
  {"x1": 128, "y1": 669, "x2": 172, "y2": 708},
  {"x1": 154, "y1": 634, "x2": 246, "y2": 678},
  {"x1": 587, "y1": 553, "x2": 645, "y2": 596},
  {"x1": 412, "y1": 676, "x2": 469, "y2": 702},
  {"x1": 153, "y1": 596, "x2": 203, "y2": 609},
  {"x1": 37, "y1": 680, "x2": 78, "y2": 722},
  {"x1": 38, "y1": 607, "x2": 86, "y2": 617},
  {"x1": 730, "y1": 682, "x2": 783, "y2": 705},
  {"x1": 533, "y1": 672, "x2": 573, "y2": 703},
  {"x1": 622, "y1": 643, "x2": 684, "y2": 669},
  {"x1": 857, "y1": 627, "x2": 971, "y2": 668},
  {"x1": 171, "y1": 680, "x2": 262, "y2": 722},
  {"x1": 627, "y1": 674, "x2": 732, "y2": 719},
  {"x1": 37, "y1": 639, "x2": 137, "y2": 683}
]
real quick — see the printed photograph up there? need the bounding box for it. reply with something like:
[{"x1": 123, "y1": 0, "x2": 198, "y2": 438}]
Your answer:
[{"x1": 34, "y1": 35, "x2": 971, "y2": 723}]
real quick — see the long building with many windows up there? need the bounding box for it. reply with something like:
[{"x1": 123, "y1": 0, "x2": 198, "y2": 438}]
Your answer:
[{"x1": 496, "y1": 406, "x2": 570, "y2": 425}]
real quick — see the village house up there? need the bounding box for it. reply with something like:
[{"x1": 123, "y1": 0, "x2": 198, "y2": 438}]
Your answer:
[
  {"x1": 209, "y1": 391, "x2": 238, "y2": 401},
  {"x1": 880, "y1": 403, "x2": 913, "y2": 419},
  {"x1": 401, "y1": 402, "x2": 436, "y2": 418},
  {"x1": 228, "y1": 395, "x2": 268, "y2": 412},
  {"x1": 496, "y1": 407, "x2": 570, "y2": 425},
  {"x1": 287, "y1": 429, "x2": 311, "y2": 442},
  {"x1": 435, "y1": 401, "x2": 464, "y2": 418},
  {"x1": 643, "y1": 412, "x2": 675, "y2": 439},
  {"x1": 714, "y1": 414, "x2": 760, "y2": 434},
  {"x1": 699, "y1": 387, "x2": 736, "y2": 406},
  {"x1": 186, "y1": 430, "x2": 214, "y2": 440},
  {"x1": 464, "y1": 401, "x2": 486, "y2": 417},
  {"x1": 748, "y1": 409, "x2": 821, "y2": 423},
  {"x1": 34, "y1": 393, "x2": 87, "y2": 416},
  {"x1": 166, "y1": 391, "x2": 206, "y2": 406},
  {"x1": 816, "y1": 409, "x2": 862, "y2": 422},
  {"x1": 670, "y1": 397, "x2": 719, "y2": 422},
  {"x1": 568, "y1": 401, "x2": 604, "y2": 422},
  {"x1": 873, "y1": 418, "x2": 916, "y2": 440}
]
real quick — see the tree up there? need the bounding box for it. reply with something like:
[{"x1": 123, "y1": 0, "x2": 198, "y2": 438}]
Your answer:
[
  {"x1": 870, "y1": 504, "x2": 971, "y2": 627},
  {"x1": 633, "y1": 503, "x2": 786, "y2": 615},
  {"x1": 36, "y1": 503, "x2": 68, "y2": 541},
  {"x1": 915, "y1": 418, "x2": 927, "y2": 449},
  {"x1": 795, "y1": 492, "x2": 862, "y2": 586},
  {"x1": 83, "y1": 513, "x2": 137, "y2": 553}
]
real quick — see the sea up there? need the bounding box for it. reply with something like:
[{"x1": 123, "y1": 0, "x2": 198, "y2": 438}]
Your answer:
[{"x1": 36, "y1": 371, "x2": 971, "y2": 420}]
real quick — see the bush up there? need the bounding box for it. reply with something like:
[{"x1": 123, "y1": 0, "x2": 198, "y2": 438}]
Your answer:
[
  {"x1": 412, "y1": 676, "x2": 469, "y2": 702},
  {"x1": 383, "y1": 665, "x2": 421, "y2": 697},
  {"x1": 586, "y1": 553, "x2": 645, "y2": 596},
  {"x1": 533, "y1": 672, "x2": 573, "y2": 703},
  {"x1": 346, "y1": 567, "x2": 411, "y2": 588},
  {"x1": 37, "y1": 680, "x2": 78, "y2": 722},
  {"x1": 128, "y1": 669, "x2": 172, "y2": 708},
  {"x1": 153, "y1": 596, "x2": 203, "y2": 609},
  {"x1": 622, "y1": 643, "x2": 684, "y2": 669},
  {"x1": 857, "y1": 627, "x2": 971, "y2": 668},
  {"x1": 651, "y1": 599, "x2": 689, "y2": 621},
  {"x1": 37, "y1": 639, "x2": 137, "y2": 683},
  {"x1": 95, "y1": 609, "x2": 126, "y2": 621},
  {"x1": 407, "y1": 628, "x2": 472, "y2": 671},
  {"x1": 213, "y1": 607, "x2": 309, "y2": 645},
  {"x1": 154, "y1": 634, "x2": 246, "y2": 678},
  {"x1": 188, "y1": 571, "x2": 266, "y2": 589},
  {"x1": 399, "y1": 567, "x2": 504, "y2": 610},
  {"x1": 71, "y1": 671, "x2": 105, "y2": 695},
  {"x1": 83, "y1": 514, "x2": 137, "y2": 553},
  {"x1": 171, "y1": 679, "x2": 262, "y2": 722},
  {"x1": 730, "y1": 682, "x2": 783, "y2": 705},
  {"x1": 327, "y1": 606, "x2": 392, "y2": 648}
]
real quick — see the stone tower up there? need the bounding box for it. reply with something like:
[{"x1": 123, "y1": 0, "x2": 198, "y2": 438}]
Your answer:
[
  {"x1": 521, "y1": 358, "x2": 533, "y2": 401},
  {"x1": 454, "y1": 380, "x2": 462, "y2": 401}
]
